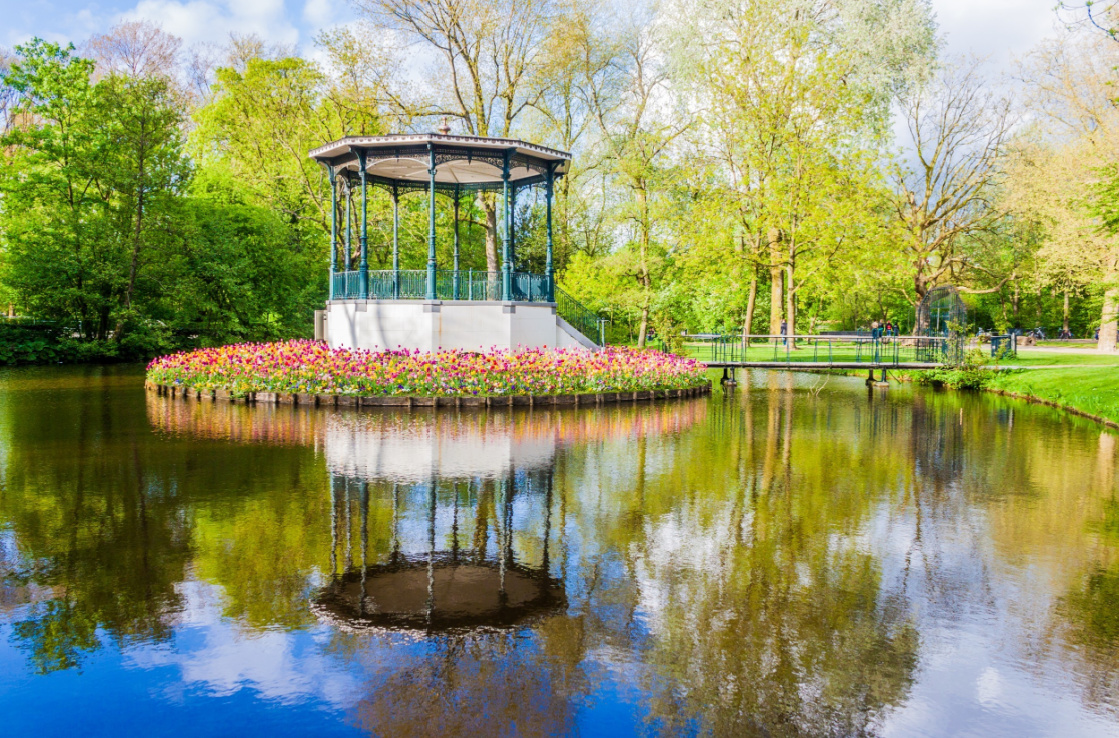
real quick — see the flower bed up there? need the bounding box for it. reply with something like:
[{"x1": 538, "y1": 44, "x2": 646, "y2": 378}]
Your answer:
[{"x1": 146, "y1": 340, "x2": 709, "y2": 398}]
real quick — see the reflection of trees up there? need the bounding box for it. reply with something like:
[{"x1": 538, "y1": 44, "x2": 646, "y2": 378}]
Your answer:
[
  {"x1": 903, "y1": 393, "x2": 1119, "y2": 722},
  {"x1": 1, "y1": 370, "x2": 191, "y2": 672},
  {"x1": 0, "y1": 367, "x2": 322, "y2": 671},
  {"x1": 557, "y1": 381, "x2": 921, "y2": 735},
  {"x1": 1056, "y1": 433, "x2": 1119, "y2": 710},
  {"x1": 351, "y1": 635, "x2": 577, "y2": 738}
]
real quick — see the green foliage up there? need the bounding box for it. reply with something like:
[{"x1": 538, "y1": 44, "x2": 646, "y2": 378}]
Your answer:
[
  {"x1": 0, "y1": 324, "x2": 67, "y2": 364},
  {"x1": 0, "y1": 41, "x2": 331, "y2": 362},
  {"x1": 1, "y1": 40, "x2": 190, "y2": 349},
  {"x1": 1095, "y1": 163, "x2": 1119, "y2": 235},
  {"x1": 914, "y1": 349, "x2": 995, "y2": 390}
]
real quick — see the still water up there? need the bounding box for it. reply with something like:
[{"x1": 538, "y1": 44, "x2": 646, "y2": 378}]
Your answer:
[{"x1": 1, "y1": 366, "x2": 1118, "y2": 737}]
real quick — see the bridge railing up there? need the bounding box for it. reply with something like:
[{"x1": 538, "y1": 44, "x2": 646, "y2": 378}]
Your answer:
[{"x1": 683, "y1": 334, "x2": 951, "y2": 366}]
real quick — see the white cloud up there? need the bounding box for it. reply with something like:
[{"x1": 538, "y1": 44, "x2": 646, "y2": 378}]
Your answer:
[
  {"x1": 126, "y1": 578, "x2": 364, "y2": 707},
  {"x1": 302, "y1": 0, "x2": 335, "y2": 29},
  {"x1": 932, "y1": 0, "x2": 1059, "y2": 71},
  {"x1": 119, "y1": 0, "x2": 300, "y2": 47}
]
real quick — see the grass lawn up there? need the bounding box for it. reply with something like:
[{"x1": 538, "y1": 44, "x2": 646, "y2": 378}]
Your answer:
[
  {"x1": 1000, "y1": 351, "x2": 1119, "y2": 368},
  {"x1": 987, "y1": 366, "x2": 1119, "y2": 425}
]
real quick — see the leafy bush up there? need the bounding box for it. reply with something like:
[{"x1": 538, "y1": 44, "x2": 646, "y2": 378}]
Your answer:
[{"x1": 913, "y1": 349, "x2": 994, "y2": 390}]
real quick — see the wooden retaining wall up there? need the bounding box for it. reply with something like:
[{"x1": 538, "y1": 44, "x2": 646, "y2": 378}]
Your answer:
[{"x1": 145, "y1": 381, "x2": 712, "y2": 408}]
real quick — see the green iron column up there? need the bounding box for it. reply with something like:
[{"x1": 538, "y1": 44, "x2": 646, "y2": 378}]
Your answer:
[
  {"x1": 328, "y1": 166, "x2": 337, "y2": 300},
  {"x1": 343, "y1": 181, "x2": 351, "y2": 271},
  {"x1": 453, "y1": 185, "x2": 461, "y2": 300},
  {"x1": 392, "y1": 184, "x2": 400, "y2": 299},
  {"x1": 545, "y1": 163, "x2": 555, "y2": 302},
  {"x1": 358, "y1": 150, "x2": 369, "y2": 299},
  {"x1": 501, "y1": 150, "x2": 512, "y2": 301},
  {"x1": 426, "y1": 144, "x2": 437, "y2": 301}
]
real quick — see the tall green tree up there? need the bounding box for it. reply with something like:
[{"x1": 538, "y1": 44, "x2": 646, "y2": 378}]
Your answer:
[
  {"x1": 670, "y1": 0, "x2": 935, "y2": 337},
  {"x1": 0, "y1": 40, "x2": 189, "y2": 351}
]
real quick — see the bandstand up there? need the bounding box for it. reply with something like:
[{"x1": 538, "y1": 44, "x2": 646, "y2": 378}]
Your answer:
[{"x1": 309, "y1": 133, "x2": 604, "y2": 352}]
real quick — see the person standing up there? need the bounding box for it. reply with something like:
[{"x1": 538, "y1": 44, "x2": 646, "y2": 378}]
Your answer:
[{"x1": 780, "y1": 319, "x2": 788, "y2": 346}]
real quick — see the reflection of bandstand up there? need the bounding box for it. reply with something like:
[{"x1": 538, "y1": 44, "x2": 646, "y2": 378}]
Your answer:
[
  {"x1": 310, "y1": 132, "x2": 603, "y2": 351},
  {"x1": 312, "y1": 418, "x2": 564, "y2": 634}
]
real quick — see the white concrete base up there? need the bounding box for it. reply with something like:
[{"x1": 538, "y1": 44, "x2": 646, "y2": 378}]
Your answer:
[{"x1": 325, "y1": 300, "x2": 596, "y2": 352}]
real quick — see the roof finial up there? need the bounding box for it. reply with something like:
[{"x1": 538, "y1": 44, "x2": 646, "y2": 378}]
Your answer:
[{"x1": 437, "y1": 117, "x2": 451, "y2": 136}]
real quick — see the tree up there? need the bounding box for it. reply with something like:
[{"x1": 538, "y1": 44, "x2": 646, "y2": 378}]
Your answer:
[
  {"x1": 0, "y1": 39, "x2": 316, "y2": 355},
  {"x1": 353, "y1": 0, "x2": 576, "y2": 272},
  {"x1": 85, "y1": 20, "x2": 182, "y2": 81},
  {"x1": 1058, "y1": 1, "x2": 1119, "y2": 43},
  {"x1": 671, "y1": 0, "x2": 935, "y2": 337},
  {"x1": 589, "y1": 13, "x2": 689, "y2": 346},
  {"x1": 1, "y1": 40, "x2": 189, "y2": 348},
  {"x1": 892, "y1": 59, "x2": 1015, "y2": 304},
  {"x1": 1013, "y1": 29, "x2": 1119, "y2": 349},
  {"x1": 192, "y1": 49, "x2": 389, "y2": 236}
]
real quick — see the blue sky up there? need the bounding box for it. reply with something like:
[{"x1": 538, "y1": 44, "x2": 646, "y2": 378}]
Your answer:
[
  {"x1": 2, "y1": 0, "x2": 355, "y2": 51},
  {"x1": 1, "y1": 0, "x2": 1064, "y2": 72}
]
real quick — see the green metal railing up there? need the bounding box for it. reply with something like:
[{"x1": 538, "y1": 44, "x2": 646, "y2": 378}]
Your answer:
[
  {"x1": 510, "y1": 272, "x2": 551, "y2": 302},
  {"x1": 330, "y1": 270, "x2": 607, "y2": 346},
  {"x1": 990, "y1": 334, "x2": 1017, "y2": 358},
  {"x1": 332, "y1": 269, "x2": 559, "y2": 304},
  {"x1": 333, "y1": 271, "x2": 365, "y2": 299},
  {"x1": 689, "y1": 334, "x2": 954, "y2": 366},
  {"x1": 332, "y1": 269, "x2": 546, "y2": 302},
  {"x1": 555, "y1": 287, "x2": 604, "y2": 346}
]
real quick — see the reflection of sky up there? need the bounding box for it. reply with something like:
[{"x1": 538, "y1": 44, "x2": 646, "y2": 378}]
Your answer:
[
  {"x1": 0, "y1": 569, "x2": 655, "y2": 737},
  {"x1": 866, "y1": 483, "x2": 1119, "y2": 738},
  {"x1": 0, "y1": 576, "x2": 364, "y2": 737},
  {"x1": 128, "y1": 579, "x2": 362, "y2": 706}
]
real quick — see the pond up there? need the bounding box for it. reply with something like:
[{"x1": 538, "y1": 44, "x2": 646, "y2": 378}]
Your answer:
[{"x1": 1, "y1": 366, "x2": 1118, "y2": 737}]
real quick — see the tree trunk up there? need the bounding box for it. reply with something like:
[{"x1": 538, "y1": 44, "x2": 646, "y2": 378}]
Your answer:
[
  {"x1": 1099, "y1": 260, "x2": 1119, "y2": 352},
  {"x1": 638, "y1": 293, "x2": 650, "y2": 347},
  {"x1": 785, "y1": 256, "x2": 796, "y2": 348},
  {"x1": 637, "y1": 188, "x2": 652, "y2": 348},
  {"x1": 1011, "y1": 279, "x2": 1021, "y2": 327},
  {"x1": 1063, "y1": 289, "x2": 1070, "y2": 335},
  {"x1": 479, "y1": 193, "x2": 499, "y2": 273},
  {"x1": 637, "y1": 247, "x2": 651, "y2": 348},
  {"x1": 743, "y1": 265, "x2": 757, "y2": 347},
  {"x1": 119, "y1": 167, "x2": 146, "y2": 338},
  {"x1": 768, "y1": 228, "x2": 783, "y2": 335}
]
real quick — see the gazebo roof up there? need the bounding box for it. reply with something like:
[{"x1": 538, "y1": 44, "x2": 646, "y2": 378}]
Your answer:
[{"x1": 309, "y1": 133, "x2": 571, "y2": 192}]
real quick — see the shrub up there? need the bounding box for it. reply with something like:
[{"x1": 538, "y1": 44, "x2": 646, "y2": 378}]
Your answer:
[{"x1": 914, "y1": 349, "x2": 993, "y2": 390}]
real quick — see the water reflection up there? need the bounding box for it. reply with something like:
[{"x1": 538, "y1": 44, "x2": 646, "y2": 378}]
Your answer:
[
  {"x1": 1, "y1": 367, "x2": 1118, "y2": 736},
  {"x1": 315, "y1": 472, "x2": 564, "y2": 632}
]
